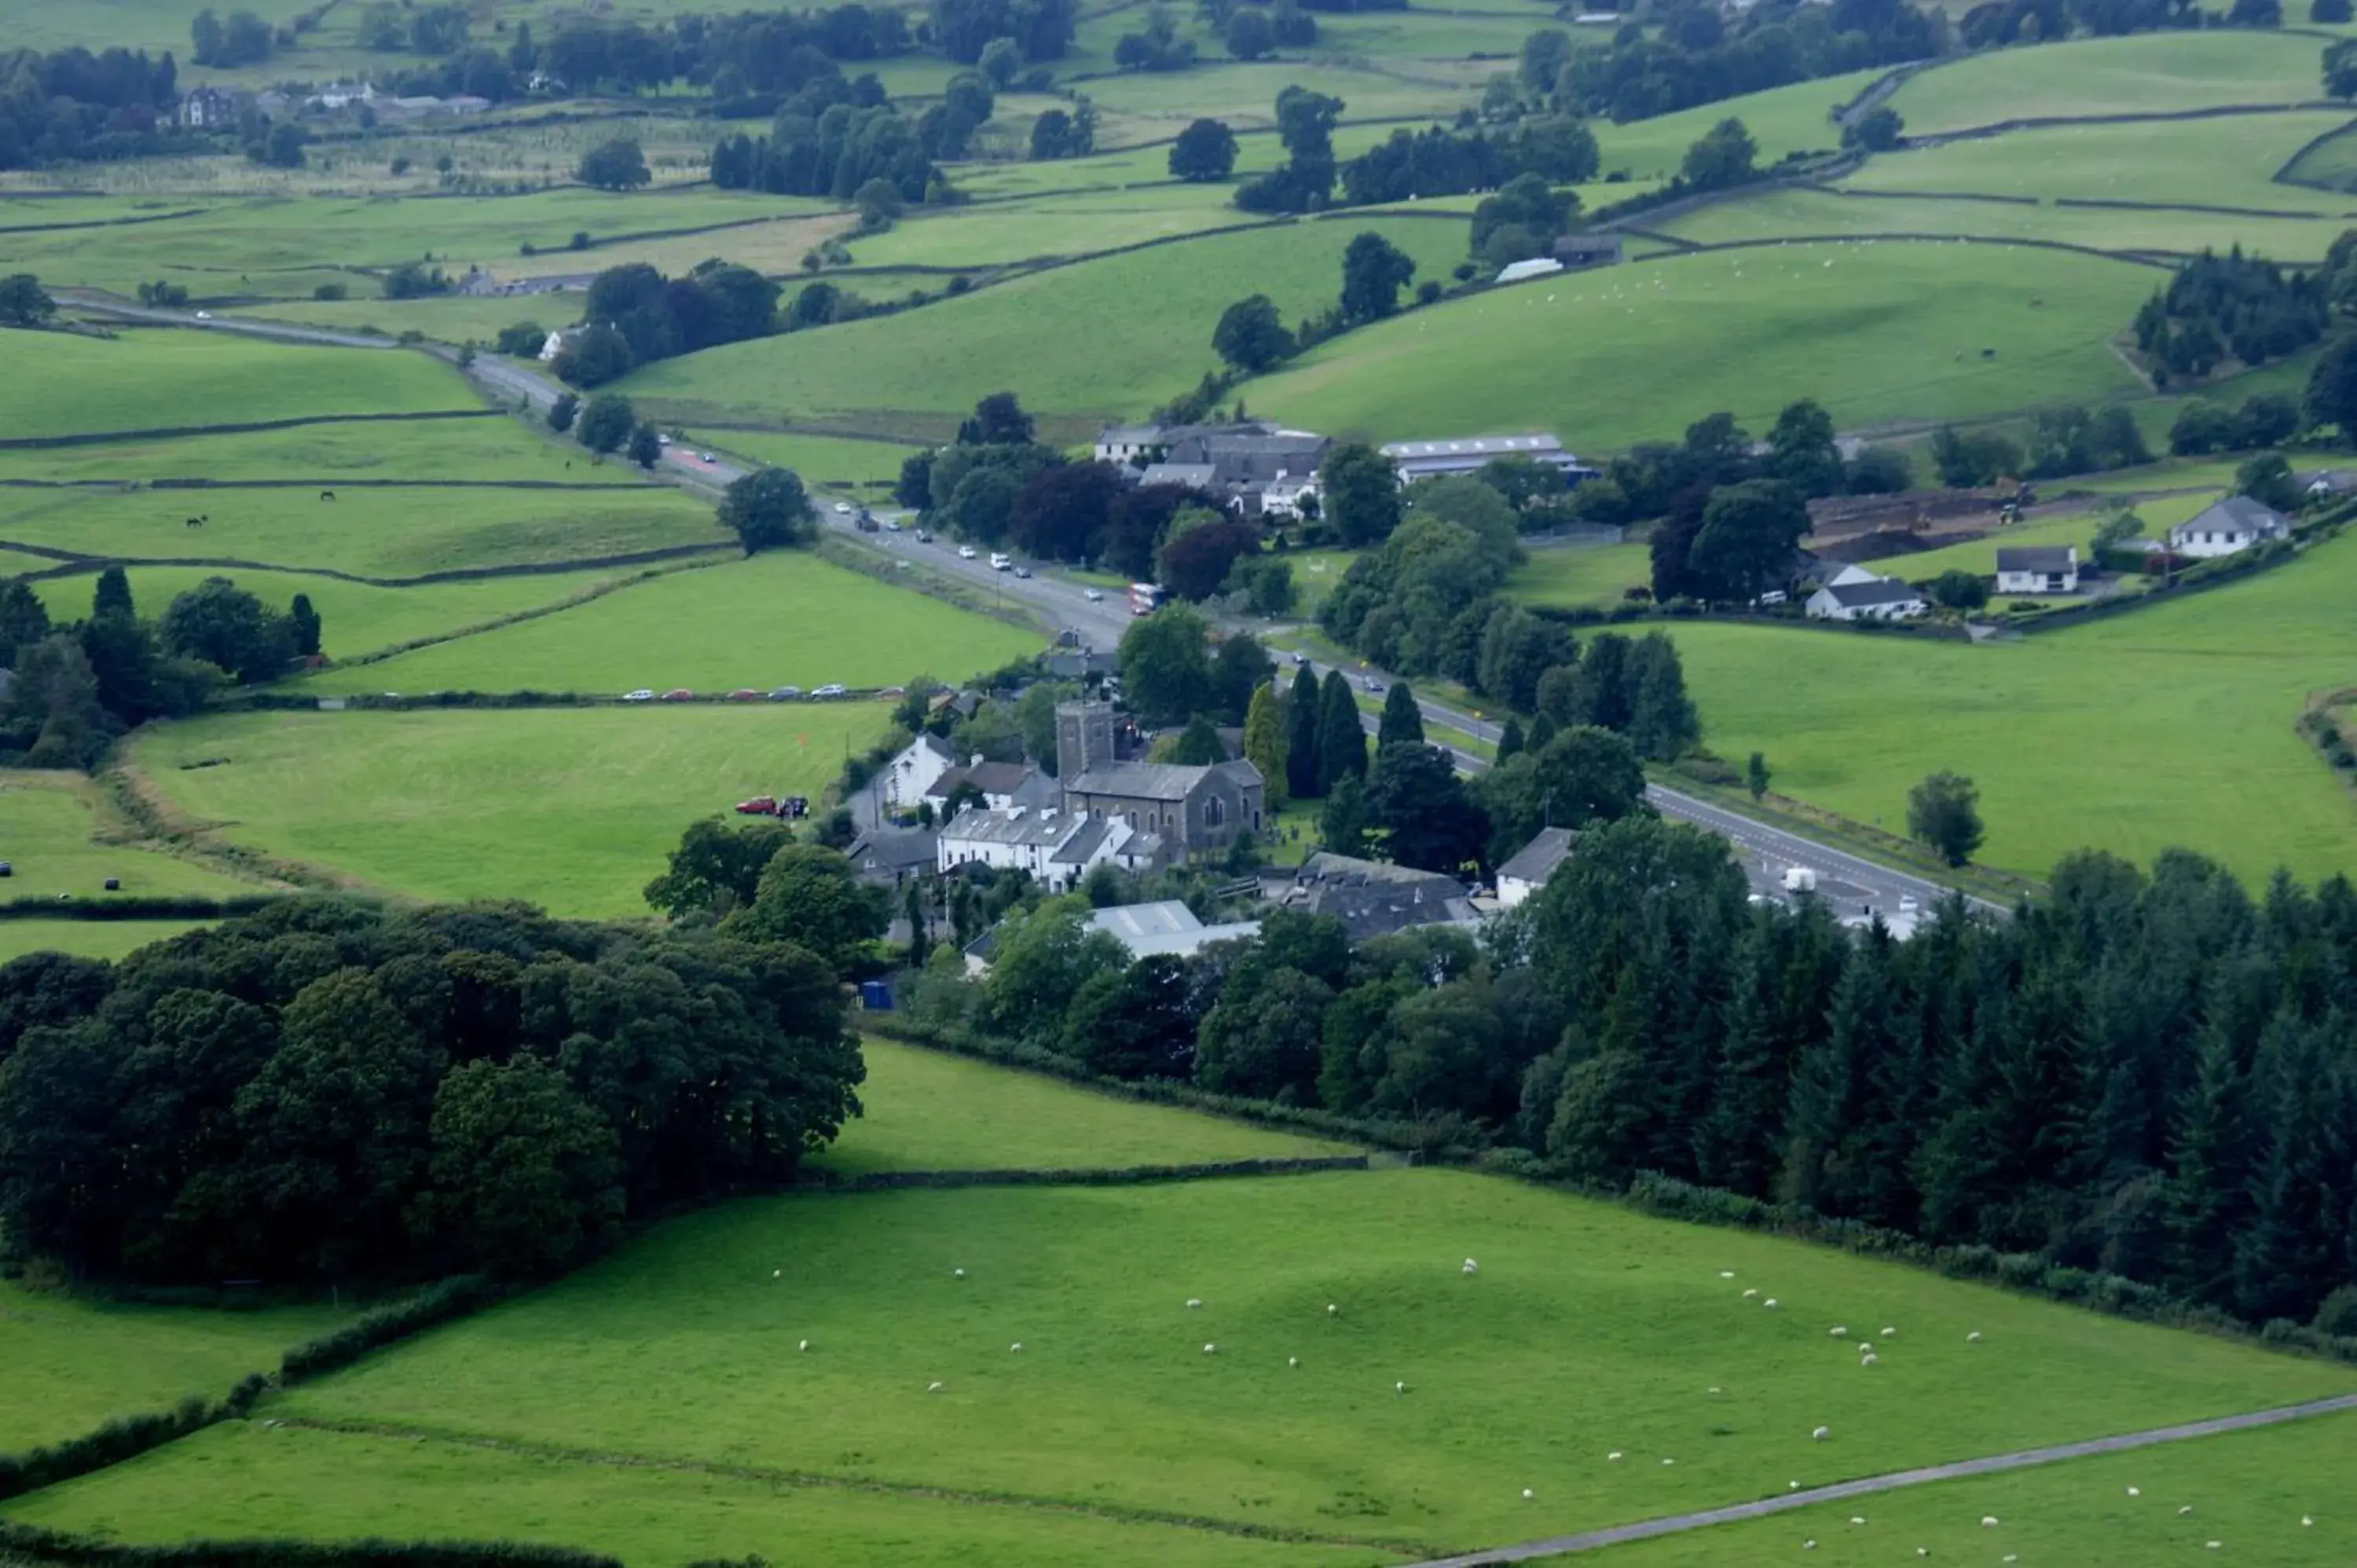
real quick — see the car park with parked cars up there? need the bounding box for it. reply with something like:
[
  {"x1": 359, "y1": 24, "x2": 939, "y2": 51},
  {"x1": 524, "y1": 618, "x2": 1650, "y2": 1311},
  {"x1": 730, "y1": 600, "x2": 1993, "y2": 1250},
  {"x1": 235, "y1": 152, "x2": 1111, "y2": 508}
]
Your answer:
[
  {"x1": 812, "y1": 683, "x2": 848, "y2": 698},
  {"x1": 623, "y1": 688, "x2": 655, "y2": 702}
]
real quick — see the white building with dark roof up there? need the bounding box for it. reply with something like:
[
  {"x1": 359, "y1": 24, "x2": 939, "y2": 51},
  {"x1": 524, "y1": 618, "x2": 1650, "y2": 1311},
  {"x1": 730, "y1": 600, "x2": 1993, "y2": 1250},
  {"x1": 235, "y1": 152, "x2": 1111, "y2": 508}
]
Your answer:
[
  {"x1": 1995, "y1": 545, "x2": 2077, "y2": 595},
  {"x1": 1496, "y1": 826, "x2": 1575, "y2": 908},
  {"x1": 2168, "y1": 496, "x2": 2291, "y2": 559},
  {"x1": 936, "y1": 806, "x2": 1162, "y2": 889},
  {"x1": 1380, "y1": 433, "x2": 1596, "y2": 484},
  {"x1": 1805, "y1": 574, "x2": 1927, "y2": 623}
]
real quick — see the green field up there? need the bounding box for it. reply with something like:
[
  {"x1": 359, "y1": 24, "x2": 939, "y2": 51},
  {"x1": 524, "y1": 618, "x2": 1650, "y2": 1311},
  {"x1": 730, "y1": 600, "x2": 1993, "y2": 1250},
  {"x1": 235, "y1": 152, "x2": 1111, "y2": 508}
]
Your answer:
[
  {"x1": 125, "y1": 705, "x2": 896, "y2": 914},
  {"x1": 0, "y1": 1277, "x2": 345, "y2": 1453},
  {"x1": 299, "y1": 551, "x2": 1039, "y2": 694},
  {"x1": 1253, "y1": 240, "x2": 2152, "y2": 449},
  {"x1": 1508, "y1": 539, "x2": 1654, "y2": 610},
  {"x1": 0, "y1": 329, "x2": 474, "y2": 440},
  {"x1": 115, "y1": 1165, "x2": 2357, "y2": 1557},
  {"x1": 1841, "y1": 111, "x2": 2352, "y2": 211},
  {"x1": 621, "y1": 217, "x2": 1475, "y2": 439},
  {"x1": 706, "y1": 430, "x2": 925, "y2": 495},
  {"x1": 816, "y1": 1039, "x2": 1351, "y2": 1176},
  {"x1": 0, "y1": 773, "x2": 258, "y2": 899},
  {"x1": 0, "y1": 918, "x2": 213, "y2": 962},
  {"x1": 1590, "y1": 69, "x2": 1880, "y2": 182},
  {"x1": 1576, "y1": 1409, "x2": 2357, "y2": 1566},
  {"x1": 1668, "y1": 526, "x2": 2357, "y2": 881},
  {"x1": 846, "y1": 182, "x2": 1258, "y2": 269},
  {"x1": 1886, "y1": 31, "x2": 2330, "y2": 136},
  {"x1": 0, "y1": 419, "x2": 642, "y2": 485},
  {"x1": 0, "y1": 483, "x2": 725, "y2": 580}
]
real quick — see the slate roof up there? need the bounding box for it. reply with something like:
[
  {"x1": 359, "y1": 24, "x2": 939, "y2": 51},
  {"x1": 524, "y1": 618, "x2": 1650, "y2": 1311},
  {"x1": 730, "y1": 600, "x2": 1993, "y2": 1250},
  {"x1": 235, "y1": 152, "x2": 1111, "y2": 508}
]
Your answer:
[
  {"x1": 1818, "y1": 577, "x2": 1924, "y2": 609},
  {"x1": 1285, "y1": 852, "x2": 1479, "y2": 941},
  {"x1": 1995, "y1": 546, "x2": 2075, "y2": 574},
  {"x1": 1138, "y1": 463, "x2": 1219, "y2": 490},
  {"x1": 939, "y1": 808, "x2": 1079, "y2": 848},
  {"x1": 845, "y1": 826, "x2": 937, "y2": 877},
  {"x1": 1064, "y1": 759, "x2": 1260, "y2": 802},
  {"x1": 926, "y1": 761, "x2": 1043, "y2": 800},
  {"x1": 1497, "y1": 826, "x2": 1575, "y2": 886},
  {"x1": 2175, "y1": 495, "x2": 2290, "y2": 539}
]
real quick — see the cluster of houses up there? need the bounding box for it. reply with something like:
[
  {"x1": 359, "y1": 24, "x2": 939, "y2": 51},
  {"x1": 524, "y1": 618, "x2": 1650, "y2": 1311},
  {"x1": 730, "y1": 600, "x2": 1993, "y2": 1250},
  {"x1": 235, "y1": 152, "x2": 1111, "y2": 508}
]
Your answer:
[
  {"x1": 841, "y1": 697, "x2": 1579, "y2": 969},
  {"x1": 1803, "y1": 494, "x2": 2295, "y2": 622},
  {"x1": 1090, "y1": 422, "x2": 1594, "y2": 520},
  {"x1": 176, "y1": 79, "x2": 525, "y2": 132}
]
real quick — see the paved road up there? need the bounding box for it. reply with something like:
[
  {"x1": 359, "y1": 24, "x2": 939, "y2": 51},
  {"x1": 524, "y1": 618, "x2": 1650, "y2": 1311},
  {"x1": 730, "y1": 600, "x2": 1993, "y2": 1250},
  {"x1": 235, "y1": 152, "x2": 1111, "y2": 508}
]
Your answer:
[
  {"x1": 92, "y1": 296, "x2": 2003, "y2": 910},
  {"x1": 1397, "y1": 1392, "x2": 2357, "y2": 1566},
  {"x1": 62, "y1": 292, "x2": 398, "y2": 350}
]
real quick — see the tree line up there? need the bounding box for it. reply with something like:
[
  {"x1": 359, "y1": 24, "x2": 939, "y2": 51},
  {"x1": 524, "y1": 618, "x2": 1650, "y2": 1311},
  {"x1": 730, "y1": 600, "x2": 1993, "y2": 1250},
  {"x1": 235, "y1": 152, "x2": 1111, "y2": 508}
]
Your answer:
[
  {"x1": 0, "y1": 899, "x2": 864, "y2": 1284},
  {"x1": 907, "y1": 818, "x2": 2357, "y2": 1339},
  {"x1": 0, "y1": 570, "x2": 321, "y2": 771},
  {"x1": 2132, "y1": 246, "x2": 2332, "y2": 388},
  {"x1": 708, "y1": 75, "x2": 950, "y2": 199},
  {"x1": 0, "y1": 45, "x2": 196, "y2": 170},
  {"x1": 548, "y1": 259, "x2": 783, "y2": 388}
]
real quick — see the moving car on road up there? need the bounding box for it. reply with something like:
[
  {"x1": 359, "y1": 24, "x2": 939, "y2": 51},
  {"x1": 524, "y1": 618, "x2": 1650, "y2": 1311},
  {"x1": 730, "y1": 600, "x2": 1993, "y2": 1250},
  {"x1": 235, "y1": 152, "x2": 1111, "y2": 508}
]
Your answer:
[
  {"x1": 958, "y1": 544, "x2": 977, "y2": 559},
  {"x1": 1085, "y1": 588, "x2": 1104, "y2": 602},
  {"x1": 989, "y1": 552, "x2": 1012, "y2": 570},
  {"x1": 833, "y1": 502, "x2": 852, "y2": 514}
]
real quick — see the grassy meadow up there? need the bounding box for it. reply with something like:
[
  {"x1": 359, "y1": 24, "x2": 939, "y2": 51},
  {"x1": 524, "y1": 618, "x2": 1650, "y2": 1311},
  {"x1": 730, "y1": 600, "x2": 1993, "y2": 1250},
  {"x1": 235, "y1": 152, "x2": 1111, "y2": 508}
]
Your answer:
[
  {"x1": 1508, "y1": 539, "x2": 1655, "y2": 610},
  {"x1": 0, "y1": 918, "x2": 213, "y2": 962},
  {"x1": 299, "y1": 551, "x2": 1039, "y2": 694},
  {"x1": 0, "y1": 418, "x2": 644, "y2": 485},
  {"x1": 1839, "y1": 111, "x2": 2352, "y2": 210},
  {"x1": 1668, "y1": 527, "x2": 2357, "y2": 881},
  {"x1": 123, "y1": 705, "x2": 896, "y2": 915},
  {"x1": 621, "y1": 216, "x2": 1475, "y2": 438},
  {"x1": 815, "y1": 1039, "x2": 1352, "y2": 1177},
  {"x1": 0, "y1": 483, "x2": 725, "y2": 580},
  {"x1": 705, "y1": 430, "x2": 924, "y2": 495},
  {"x1": 1253, "y1": 240, "x2": 2152, "y2": 448},
  {"x1": 0, "y1": 1277, "x2": 345, "y2": 1453},
  {"x1": 0, "y1": 773, "x2": 258, "y2": 900},
  {"x1": 1884, "y1": 29, "x2": 2330, "y2": 135},
  {"x1": 197, "y1": 1166, "x2": 2357, "y2": 1555},
  {"x1": 0, "y1": 329, "x2": 473, "y2": 439},
  {"x1": 1573, "y1": 1409, "x2": 2357, "y2": 1566}
]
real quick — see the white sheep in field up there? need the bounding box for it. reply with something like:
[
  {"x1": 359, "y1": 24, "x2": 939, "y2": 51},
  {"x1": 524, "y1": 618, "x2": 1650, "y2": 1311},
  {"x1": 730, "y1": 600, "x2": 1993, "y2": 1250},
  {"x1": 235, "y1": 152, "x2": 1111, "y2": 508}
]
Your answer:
[
  {"x1": 1396, "y1": 1381, "x2": 1409, "y2": 1394},
  {"x1": 1880, "y1": 1327, "x2": 1897, "y2": 1338},
  {"x1": 1743, "y1": 1288, "x2": 1760, "y2": 1299},
  {"x1": 1764, "y1": 1299, "x2": 1780, "y2": 1310},
  {"x1": 1661, "y1": 1458, "x2": 1676, "y2": 1466},
  {"x1": 1608, "y1": 1451, "x2": 1624, "y2": 1462},
  {"x1": 953, "y1": 1268, "x2": 966, "y2": 1280},
  {"x1": 2127, "y1": 1487, "x2": 2140, "y2": 1497},
  {"x1": 1981, "y1": 1516, "x2": 2000, "y2": 1528},
  {"x1": 1288, "y1": 1357, "x2": 1299, "y2": 1368},
  {"x1": 1812, "y1": 1427, "x2": 1830, "y2": 1442},
  {"x1": 927, "y1": 1380, "x2": 944, "y2": 1392},
  {"x1": 1010, "y1": 1343, "x2": 1022, "y2": 1354},
  {"x1": 1186, "y1": 1298, "x2": 1202, "y2": 1309},
  {"x1": 1203, "y1": 1343, "x2": 1218, "y2": 1354},
  {"x1": 1849, "y1": 1517, "x2": 1865, "y2": 1526},
  {"x1": 1327, "y1": 1302, "x2": 1339, "y2": 1316},
  {"x1": 1829, "y1": 1326, "x2": 1848, "y2": 1338},
  {"x1": 1802, "y1": 1541, "x2": 1816, "y2": 1552},
  {"x1": 1860, "y1": 1353, "x2": 1878, "y2": 1366},
  {"x1": 798, "y1": 1339, "x2": 810, "y2": 1352},
  {"x1": 1463, "y1": 1258, "x2": 1479, "y2": 1276},
  {"x1": 772, "y1": 1269, "x2": 781, "y2": 1279},
  {"x1": 2205, "y1": 1544, "x2": 2221, "y2": 1552},
  {"x1": 1719, "y1": 1270, "x2": 1736, "y2": 1279},
  {"x1": 1966, "y1": 1331, "x2": 1981, "y2": 1343},
  {"x1": 1522, "y1": 1489, "x2": 1534, "y2": 1500},
  {"x1": 1790, "y1": 1482, "x2": 1802, "y2": 1492}
]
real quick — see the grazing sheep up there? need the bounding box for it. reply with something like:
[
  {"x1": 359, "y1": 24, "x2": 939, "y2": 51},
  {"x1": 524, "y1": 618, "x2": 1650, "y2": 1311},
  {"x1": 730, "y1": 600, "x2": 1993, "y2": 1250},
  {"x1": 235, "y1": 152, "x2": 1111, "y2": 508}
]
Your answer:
[
  {"x1": 2205, "y1": 1543, "x2": 2220, "y2": 1552},
  {"x1": 1802, "y1": 1541, "x2": 1815, "y2": 1552},
  {"x1": 1829, "y1": 1326, "x2": 1848, "y2": 1338},
  {"x1": 1709, "y1": 1387, "x2": 1722, "y2": 1394},
  {"x1": 1010, "y1": 1343, "x2": 1022, "y2": 1354},
  {"x1": 2303, "y1": 1515, "x2": 2315, "y2": 1527},
  {"x1": 1880, "y1": 1327, "x2": 1897, "y2": 1338},
  {"x1": 927, "y1": 1381, "x2": 944, "y2": 1392},
  {"x1": 1661, "y1": 1458, "x2": 1676, "y2": 1466},
  {"x1": 1719, "y1": 1270, "x2": 1735, "y2": 1278},
  {"x1": 1186, "y1": 1298, "x2": 1202, "y2": 1309},
  {"x1": 2179, "y1": 1507, "x2": 2194, "y2": 1517},
  {"x1": 1463, "y1": 1259, "x2": 1479, "y2": 1275},
  {"x1": 772, "y1": 1269, "x2": 781, "y2": 1279},
  {"x1": 1204, "y1": 1343, "x2": 1217, "y2": 1354},
  {"x1": 1608, "y1": 1452, "x2": 1624, "y2": 1462},
  {"x1": 1327, "y1": 1303, "x2": 1339, "y2": 1316},
  {"x1": 1765, "y1": 1299, "x2": 1780, "y2": 1310},
  {"x1": 2127, "y1": 1487, "x2": 2139, "y2": 1497},
  {"x1": 1860, "y1": 1353, "x2": 1878, "y2": 1366},
  {"x1": 1288, "y1": 1357, "x2": 1299, "y2": 1368},
  {"x1": 1396, "y1": 1381, "x2": 1409, "y2": 1394},
  {"x1": 2003, "y1": 1556, "x2": 2018, "y2": 1565},
  {"x1": 1850, "y1": 1517, "x2": 1865, "y2": 1526},
  {"x1": 953, "y1": 1268, "x2": 966, "y2": 1280},
  {"x1": 1812, "y1": 1427, "x2": 1830, "y2": 1442},
  {"x1": 798, "y1": 1339, "x2": 809, "y2": 1351},
  {"x1": 1743, "y1": 1288, "x2": 1760, "y2": 1299},
  {"x1": 1522, "y1": 1489, "x2": 1534, "y2": 1500},
  {"x1": 1981, "y1": 1517, "x2": 1999, "y2": 1528},
  {"x1": 1918, "y1": 1549, "x2": 1930, "y2": 1558},
  {"x1": 1966, "y1": 1331, "x2": 1981, "y2": 1342}
]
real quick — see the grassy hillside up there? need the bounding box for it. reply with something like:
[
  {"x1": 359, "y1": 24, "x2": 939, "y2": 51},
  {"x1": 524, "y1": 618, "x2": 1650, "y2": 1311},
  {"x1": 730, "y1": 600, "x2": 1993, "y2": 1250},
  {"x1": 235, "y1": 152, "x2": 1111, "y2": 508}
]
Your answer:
[
  {"x1": 298, "y1": 551, "x2": 1039, "y2": 694},
  {"x1": 0, "y1": 329, "x2": 474, "y2": 439},
  {"x1": 123, "y1": 705, "x2": 895, "y2": 915},
  {"x1": 816, "y1": 1039, "x2": 1353, "y2": 1176},
  {"x1": 1668, "y1": 528, "x2": 2357, "y2": 881},
  {"x1": 1839, "y1": 111, "x2": 2351, "y2": 209},
  {"x1": 0, "y1": 419, "x2": 646, "y2": 484},
  {"x1": 1886, "y1": 30, "x2": 2330, "y2": 135},
  {"x1": 0, "y1": 919, "x2": 213, "y2": 962},
  {"x1": 217, "y1": 1167, "x2": 2354, "y2": 1555},
  {"x1": 0, "y1": 1278, "x2": 344, "y2": 1452},
  {"x1": 1252, "y1": 240, "x2": 2152, "y2": 449},
  {"x1": 621, "y1": 216, "x2": 1475, "y2": 438},
  {"x1": 0, "y1": 774, "x2": 257, "y2": 900}
]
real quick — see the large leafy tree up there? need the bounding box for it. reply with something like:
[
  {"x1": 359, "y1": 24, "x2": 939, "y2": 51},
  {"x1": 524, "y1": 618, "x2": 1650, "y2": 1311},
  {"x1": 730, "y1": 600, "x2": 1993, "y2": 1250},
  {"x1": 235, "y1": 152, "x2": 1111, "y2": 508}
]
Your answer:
[
  {"x1": 720, "y1": 466, "x2": 817, "y2": 554},
  {"x1": 724, "y1": 845, "x2": 890, "y2": 976},
  {"x1": 1365, "y1": 742, "x2": 1486, "y2": 873}
]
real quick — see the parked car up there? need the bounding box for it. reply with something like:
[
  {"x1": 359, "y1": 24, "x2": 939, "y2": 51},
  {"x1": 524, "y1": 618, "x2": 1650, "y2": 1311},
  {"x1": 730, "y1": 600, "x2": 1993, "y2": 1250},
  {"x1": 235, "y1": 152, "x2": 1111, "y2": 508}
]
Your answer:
[
  {"x1": 698, "y1": 452, "x2": 716, "y2": 463},
  {"x1": 735, "y1": 797, "x2": 778, "y2": 816},
  {"x1": 1291, "y1": 652, "x2": 1310, "y2": 666},
  {"x1": 726, "y1": 687, "x2": 762, "y2": 702},
  {"x1": 659, "y1": 688, "x2": 694, "y2": 702},
  {"x1": 1084, "y1": 588, "x2": 1104, "y2": 602},
  {"x1": 883, "y1": 518, "x2": 902, "y2": 532},
  {"x1": 622, "y1": 688, "x2": 655, "y2": 702},
  {"x1": 879, "y1": 685, "x2": 907, "y2": 697},
  {"x1": 915, "y1": 529, "x2": 933, "y2": 543},
  {"x1": 989, "y1": 552, "x2": 1012, "y2": 571},
  {"x1": 812, "y1": 683, "x2": 849, "y2": 698},
  {"x1": 1362, "y1": 676, "x2": 1385, "y2": 694},
  {"x1": 193, "y1": 310, "x2": 212, "y2": 320},
  {"x1": 958, "y1": 544, "x2": 977, "y2": 559},
  {"x1": 769, "y1": 685, "x2": 803, "y2": 700},
  {"x1": 833, "y1": 502, "x2": 852, "y2": 514},
  {"x1": 1014, "y1": 566, "x2": 1032, "y2": 579}
]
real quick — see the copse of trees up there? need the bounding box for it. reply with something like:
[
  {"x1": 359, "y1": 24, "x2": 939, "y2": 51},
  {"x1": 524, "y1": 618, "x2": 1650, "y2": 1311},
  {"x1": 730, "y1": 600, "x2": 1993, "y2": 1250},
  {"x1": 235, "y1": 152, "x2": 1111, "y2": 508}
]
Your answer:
[
  {"x1": 1338, "y1": 116, "x2": 1599, "y2": 209},
  {"x1": 2132, "y1": 246, "x2": 2330, "y2": 387},
  {"x1": 709, "y1": 90, "x2": 940, "y2": 202},
  {"x1": 1538, "y1": 0, "x2": 1944, "y2": 125},
  {"x1": 2168, "y1": 390, "x2": 2300, "y2": 456},
  {"x1": 0, "y1": 899, "x2": 863, "y2": 1284},
  {"x1": 190, "y1": 7, "x2": 273, "y2": 68},
  {"x1": 552, "y1": 259, "x2": 782, "y2": 387},
  {"x1": 1235, "y1": 85, "x2": 1343, "y2": 213},
  {"x1": 917, "y1": 820, "x2": 2357, "y2": 1338},
  {"x1": 930, "y1": 0, "x2": 1078, "y2": 61},
  {"x1": 0, "y1": 46, "x2": 195, "y2": 171}
]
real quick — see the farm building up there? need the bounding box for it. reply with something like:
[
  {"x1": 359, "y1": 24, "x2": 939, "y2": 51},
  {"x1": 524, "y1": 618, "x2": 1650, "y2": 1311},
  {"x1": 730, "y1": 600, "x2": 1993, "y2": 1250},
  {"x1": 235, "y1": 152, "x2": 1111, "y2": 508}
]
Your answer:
[
  {"x1": 1495, "y1": 257, "x2": 1564, "y2": 284},
  {"x1": 1496, "y1": 826, "x2": 1575, "y2": 908},
  {"x1": 1805, "y1": 574, "x2": 1927, "y2": 622},
  {"x1": 1550, "y1": 233, "x2": 1626, "y2": 269},
  {"x1": 845, "y1": 826, "x2": 938, "y2": 888},
  {"x1": 1379, "y1": 434, "x2": 1596, "y2": 484},
  {"x1": 1995, "y1": 545, "x2": 2078, "y2": 595},
  {"x1": 936, "y1": 806, "x2": 1162, "y2": 890},
  {"x1": 1088, "y1": 900, "x2": 1261, "y2": 960},
  {"x1": 2168, "y1": 496, "x2": 2290, "y2": 559}
]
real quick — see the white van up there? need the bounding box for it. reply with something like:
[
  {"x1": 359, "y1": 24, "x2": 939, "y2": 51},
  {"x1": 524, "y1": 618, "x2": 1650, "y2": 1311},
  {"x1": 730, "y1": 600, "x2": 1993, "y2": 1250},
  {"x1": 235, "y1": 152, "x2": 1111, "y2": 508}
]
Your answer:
[{"x1": 989, "y1": 552, "x2": 1012, "y2": 571}]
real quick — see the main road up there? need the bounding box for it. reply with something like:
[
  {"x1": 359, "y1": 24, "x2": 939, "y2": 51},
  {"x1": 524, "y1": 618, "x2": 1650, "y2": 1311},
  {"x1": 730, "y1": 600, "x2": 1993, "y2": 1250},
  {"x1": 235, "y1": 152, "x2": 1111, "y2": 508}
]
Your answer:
[{"x1": 75, "y1": 293, "x2": 2000, "y2": 916}]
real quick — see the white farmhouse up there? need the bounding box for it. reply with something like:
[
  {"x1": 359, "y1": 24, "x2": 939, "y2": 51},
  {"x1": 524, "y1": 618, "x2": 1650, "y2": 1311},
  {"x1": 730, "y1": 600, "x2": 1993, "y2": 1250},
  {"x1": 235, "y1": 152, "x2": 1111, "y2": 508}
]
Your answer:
[
  {"x1": 936, "y1": 806, "x2": 1162, "y2": 890},
  {"x1": 1805, "y1": 574, "x2": 1926, "y2": 622},
  {"x1": 1495, "y1": 826, "x2": 1574, "y2": 909},
  {"x1": 1994, "y1": 545, "x2": 2077, "y2": 595},
  {"x1": 2168, "y1": 496, "x2": 2290, "y2": 559},
  {"x1": 878, "y1": 732, "x2": 955, "y2": 810}
]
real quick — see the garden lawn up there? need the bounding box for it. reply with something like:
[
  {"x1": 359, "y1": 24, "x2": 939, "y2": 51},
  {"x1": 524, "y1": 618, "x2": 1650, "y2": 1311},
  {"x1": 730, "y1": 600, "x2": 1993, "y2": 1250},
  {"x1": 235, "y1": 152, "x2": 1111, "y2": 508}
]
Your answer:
[
  {"x1": 124, "y1": 704, "x2": 893, "y2": 916},
  {"x1": 0, "y1": 1422, "x2": 1382, "y2": 1568},
  {"x1": 0, "y1": 419, "x2": 643, "y2": 484},
  {"x1": 1508, "y1": 539, "x2": 1653, "y2": 610},
  {"x1": 1665, "y1": 527, "x2": 2357, "y2": 881},
  {"x1": 0, "y1": 919, "x2": 211, "y2": 963},
  {"x1": 0, "y1": 773, "x2": 259, "y2": 900},
  {"x1": 1567, "y1": 1409, "x2": 2357, "y2": 1566},
  {"x1": 1886, "y1": 31, "x2": 2329, "y2": 137},
  {"x1": 815, "y1": 1039, "x2": 1351, "y2": 1177},
  {"x1": 1252, "y1": 240, "x2": 2150, "y2": 450},
  {"x1": 0, "y1": 329, "x2": 474, "y2": 440},
  {"x1": 0, "y1": 483, "x2": 724, "y2": 579},
  {"x1": 32, "y1": 565, "x2": 642, "y2": 665},
  {"x1": 247, "y1": 1167, "x2": 2351, "y2": 1555},
  {"x1": 620, "y1": 217, "x2": 1475, "y2": 439},
  {"x1": 0, "y1": 1279, "x2": 345, "y2": 1453},
  {"x1": 299, "y1": 551, "x2": 1038, "y2": 694}
]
